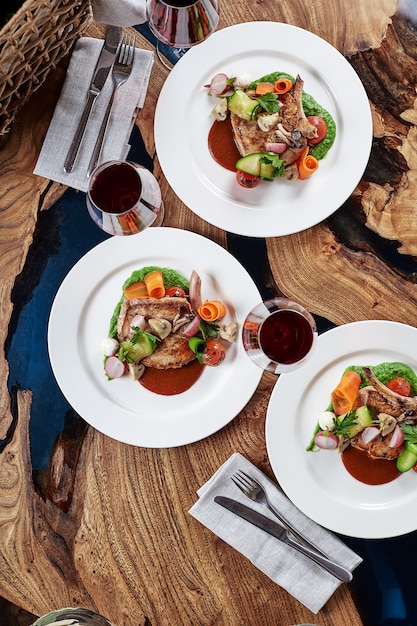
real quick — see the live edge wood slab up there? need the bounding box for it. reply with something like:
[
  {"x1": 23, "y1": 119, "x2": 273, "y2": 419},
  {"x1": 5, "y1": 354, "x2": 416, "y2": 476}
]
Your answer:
[{"x1": 0, "y1": 0, "x2": 414, "y2": 624}]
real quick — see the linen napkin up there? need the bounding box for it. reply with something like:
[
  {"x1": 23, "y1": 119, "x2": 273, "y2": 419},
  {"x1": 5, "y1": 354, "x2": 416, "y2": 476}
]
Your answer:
[
  {"x1": 91, "y1": 0, "x2": 147, "y2": 27},
  {"x1": 34, "y1": 37, "x2": 153, "y2": 192},
  {"x1": 189, "y1": 453, "x2": 362, "y2": 614}
]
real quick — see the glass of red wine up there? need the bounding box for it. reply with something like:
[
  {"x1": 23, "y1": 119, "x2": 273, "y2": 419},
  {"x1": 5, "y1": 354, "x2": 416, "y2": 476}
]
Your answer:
[
  {"x1": 242, "y1": 298, "x2": 317, "y2": 374},
  {"x1": 86, "y1": 160, "x2": 163, "y2": 236},
  {"x1": 146, "y1": 0, "x2": 220, "y2": 67}
]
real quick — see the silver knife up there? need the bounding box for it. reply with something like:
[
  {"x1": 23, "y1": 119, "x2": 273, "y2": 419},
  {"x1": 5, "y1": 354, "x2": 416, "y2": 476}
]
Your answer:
[
  {"x1": 214, "y1": 496, "x2": 353, "y2": 583},
  {"x1": 63, "y1": 25, "x2": 122, "y2": 173}
]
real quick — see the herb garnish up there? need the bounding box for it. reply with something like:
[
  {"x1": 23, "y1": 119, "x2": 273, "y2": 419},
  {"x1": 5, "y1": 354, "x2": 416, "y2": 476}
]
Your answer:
[
  {"x1": 256, "y1": 92, "x2": 281, "y2": 113},
  {"x1": 400, "y1": 423, "x2": 417, "y2": 444},
  {"x1": 332, "y1": 411, "x2": 358, "y2": 438}
]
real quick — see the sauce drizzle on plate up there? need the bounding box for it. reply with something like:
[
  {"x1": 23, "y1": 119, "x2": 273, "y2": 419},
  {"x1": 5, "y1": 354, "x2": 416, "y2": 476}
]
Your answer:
[
  {"x1": 139, "y1": 359, "x2": 204, "y2": 395},
  {"x1": 208, "y1": 118, "x2": 240, "y2": 171},
  {"x1": 342, "y1": 445, "x2": 401, "y2": 485}
]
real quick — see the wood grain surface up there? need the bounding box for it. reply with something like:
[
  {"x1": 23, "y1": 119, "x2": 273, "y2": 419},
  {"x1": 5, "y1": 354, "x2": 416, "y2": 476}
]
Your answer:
[{"x1": 1, "y1": 0, "x2": 415, "y2": 624}]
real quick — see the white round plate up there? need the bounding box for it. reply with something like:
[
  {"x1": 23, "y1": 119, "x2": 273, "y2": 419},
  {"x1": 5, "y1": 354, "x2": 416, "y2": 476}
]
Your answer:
[
  {"x1": 48, "y1": 228, "x2": 263, "y2": 447},
  {"x1": 266, "y1": 320, "x2": 417, "y2": 539},
  {"x1": 154, "y1": 22, "x2": 372, "y2": 237}
]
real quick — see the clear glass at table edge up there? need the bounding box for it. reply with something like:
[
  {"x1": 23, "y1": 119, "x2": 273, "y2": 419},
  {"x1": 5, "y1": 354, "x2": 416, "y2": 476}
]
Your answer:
[
  {"x1": 146, "y1": 0, "x2": 220, "y2": 67},
  {"x1": 86, "y1": 160, "x2": 164, "y2": 236},
  {"x1": 31, "y1": 607, "x2": 116, "y2": 626},
  {"x1": 242, "y1": 298, "x2": 317, "y2": 374}
]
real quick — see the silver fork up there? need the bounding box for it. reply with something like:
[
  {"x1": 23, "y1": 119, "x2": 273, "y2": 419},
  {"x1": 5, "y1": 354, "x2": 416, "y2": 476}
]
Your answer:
[
  {"x1": 88, "y1": 33, "x2": 136, "y2": 176},
  {"x1": 231, "y1": 470, "x2": 327, "y2": 556}
]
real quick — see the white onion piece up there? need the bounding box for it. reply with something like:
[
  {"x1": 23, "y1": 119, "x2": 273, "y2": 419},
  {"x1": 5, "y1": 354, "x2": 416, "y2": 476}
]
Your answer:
[
  {"x1": 205, "y1": 73, "x2": 230, "y2": 96},
  {"x1": 130, "y1": 315, "x2": 146, "y2": 331},
  {"x1": 101, "y1": 337, "x2": 119, "y2": 357},
  {"x1": 265, "y1": 142, "x2": 287, "y2": 154},
  {"x1": 182, "y1": 314, "x2": 201, "y2": 338},
  {"x1": 105, "y1": 356, "x2": 125, "y2": 379},
  {"x1": 361, "y1": 426, "x2": 380, "y2": 444},
  {"x1": 314, "y1": 430, "x2": 338, "y2": 450},
  {"x1": 318, "y1": 411, "x2": 336, "y2": 431},
  {"x1": 189, "y1": 270, "x2": 202, "y2": 311},
  {"x1": 389, "y1": 425, "x2": 404, "y2": 449},
  {"x1": 233, "y1": 72, "x2": 252, "y2": 89}
]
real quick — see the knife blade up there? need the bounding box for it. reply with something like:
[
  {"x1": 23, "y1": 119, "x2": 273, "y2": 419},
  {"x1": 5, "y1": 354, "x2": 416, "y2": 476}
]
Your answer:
[
  {"x1": 63, "y1": 25, "x2": 122, "y2": 173},
  {"x1": 214, "y1": 496, "x2": 352, "y2": 583}
]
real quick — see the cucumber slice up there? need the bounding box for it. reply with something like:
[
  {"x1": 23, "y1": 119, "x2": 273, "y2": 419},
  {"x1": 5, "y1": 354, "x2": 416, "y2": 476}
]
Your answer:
[
  {"x1": 236, "y1": 152, "x2": 283, "y2": 181},
  {"x1": 228, "y1": 89, "x2": 259, "y2": 120},
  {"x1": 397, "y1": 443, "x2": 417, "y2": 472},
  {"x1": 236, "y1": 153, "x2": 262, "y2": 177},
  {"x1": 348, "y1": 405, "x2": 373, "y2": 438}
]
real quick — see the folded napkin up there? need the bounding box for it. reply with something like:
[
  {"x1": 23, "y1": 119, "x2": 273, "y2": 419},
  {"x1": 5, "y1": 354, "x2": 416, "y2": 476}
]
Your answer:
[
  {"x1": 189, "y1": 453, "x2": 362, "y2": 614},
  {"x1": 91, "y1": 0, "x2": 147, "y2": 27},
  {"x1": 34, "y1": 37, "x2": 153, "y2": 192}
]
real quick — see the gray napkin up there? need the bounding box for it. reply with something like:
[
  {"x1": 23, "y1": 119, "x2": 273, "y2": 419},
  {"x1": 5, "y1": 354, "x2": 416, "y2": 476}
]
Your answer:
[
  {"x1": 91, "y1": 0, "x2": 147, "y2": 27},
  {"x1": 189, "y1": 453, "x2": 362, "y2": 614},
  {"x1": 34, "y1": 37, "x2": 153, "y2": 192}
]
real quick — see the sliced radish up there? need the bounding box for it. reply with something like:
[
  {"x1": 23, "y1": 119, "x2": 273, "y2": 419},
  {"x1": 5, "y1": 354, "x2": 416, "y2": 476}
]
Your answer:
[
  {"x1": 265, "y1": 142, "x2": 287, "y2": 154},
  {"x1": 389, "y1": 425, "x2": 404, "y2": 449},
  {"x1": 314, "y1": 430, "x2": 338, "y2": 450},
  {"x1": 181, "y1": 314, "x2": 201, "y2": 338},
  {"x1": 130, "y1": 314, "x2": 146, "y2": 331},
  {"x1": 205, "y1": 73, "x2": 230, "y2": 96},
  {"x1": 105, "y1": 356, "x2": 125, "y2": 379},
  {"x1": 189, "y1": 269, "x2": 202, "y2": 311},
  {"x1": 361, "y1": 426, "x2": 380, "y2": 444}
]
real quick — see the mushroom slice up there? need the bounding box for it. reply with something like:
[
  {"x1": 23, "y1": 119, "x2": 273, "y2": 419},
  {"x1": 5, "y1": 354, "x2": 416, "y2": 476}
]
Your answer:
[
  {"x1": 378, "y1": 413, "x2": 397, "y2": 436},
  {"x1": 257, "y1": 112, "x2": 280, "y2": 132},
  {"x1": 219, "y1": 322, "x2": 238, "y2": 343},
  {"x1": 127, "y1": 362, "x2": 145, "y2": 380},
  {"x1": 148, "y1": 318, "x2": 172, "y2": 339}
]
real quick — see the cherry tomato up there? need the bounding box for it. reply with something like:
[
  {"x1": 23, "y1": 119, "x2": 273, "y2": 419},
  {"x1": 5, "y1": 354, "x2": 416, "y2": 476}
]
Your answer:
[
  {"x1": 307, "y1": 115, "x2": 327, "y2": 145},
  {"x1": 386, "y1": 377, "x2": 411, "y2": 397},
  {"x1": 202, "y1": 340, "x2": 226, "y2": 366},
  {"x1": 413, "y1": 461, "x2": 417, "y2": 473},
  {"x1": 165, "y1": 286, "x2": 186, "y2": 298},
  {"x1": 236, "y1": 170, "x2": 261, "y2": 188}
]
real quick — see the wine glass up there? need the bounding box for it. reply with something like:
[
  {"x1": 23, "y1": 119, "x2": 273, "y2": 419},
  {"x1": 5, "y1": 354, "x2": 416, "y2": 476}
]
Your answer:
[
  {"x1": 86, "y1": 160, "x2": 164, "y2": 236},
  {"x1": 242, "y1": 298, "x2": 317, "y2": 374},
  {"x1": 146, "y1": 0, "x2": 220, "y2": 67}
]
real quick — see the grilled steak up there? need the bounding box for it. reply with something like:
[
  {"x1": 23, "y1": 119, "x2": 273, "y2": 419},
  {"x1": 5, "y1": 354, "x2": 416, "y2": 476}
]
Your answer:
[
  {"x1": 230, "y1": 74, "x2": 318, "y2": 167},
  {"x1": 117, "y1": 296, "x2": 196, "y2": 370},
  {"x1": 350, "y1": 432, "x2": 402, "y2": 460}
]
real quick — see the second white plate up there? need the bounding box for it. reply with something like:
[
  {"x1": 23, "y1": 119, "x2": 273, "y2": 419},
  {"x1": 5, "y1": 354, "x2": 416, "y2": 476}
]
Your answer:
[{"x1": 48, "y1": 228, "x2": 263, "y2": 447}]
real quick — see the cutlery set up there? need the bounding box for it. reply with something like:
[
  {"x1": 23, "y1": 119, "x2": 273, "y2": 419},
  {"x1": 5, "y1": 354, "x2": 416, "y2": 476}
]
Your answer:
[
  {"x1": 216, "y1": 472, "x2": 353, "y2": 583},
  {"x1": 64, "y1": 26, "x2": 136, "y2": 174}
]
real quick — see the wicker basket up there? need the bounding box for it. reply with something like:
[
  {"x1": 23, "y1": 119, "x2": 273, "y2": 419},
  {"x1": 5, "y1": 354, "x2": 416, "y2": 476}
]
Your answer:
[{"x1": 0, "y1": 0, "x2": 92, "y2": 137}]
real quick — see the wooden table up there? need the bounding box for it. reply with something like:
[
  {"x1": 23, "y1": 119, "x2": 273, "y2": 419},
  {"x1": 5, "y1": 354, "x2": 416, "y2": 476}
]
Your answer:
[{"x1": 1, "y1": 0, "x2": 416, "y2": 624}]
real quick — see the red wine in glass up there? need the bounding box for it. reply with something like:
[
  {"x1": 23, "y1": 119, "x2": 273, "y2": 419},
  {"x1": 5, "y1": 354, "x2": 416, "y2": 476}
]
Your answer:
[
  {"x1": 87, "y1": 161, "x2": 163, "y2": 236},
  {"x1": 242, "y1": 298, "x2": 317, "y2": 374},
  {"x1": 259, "y1": 310, "x2": 314, "y2": 365},
  {"x1": 147, "y1": 0, "x2": 220, "y2": 66}
]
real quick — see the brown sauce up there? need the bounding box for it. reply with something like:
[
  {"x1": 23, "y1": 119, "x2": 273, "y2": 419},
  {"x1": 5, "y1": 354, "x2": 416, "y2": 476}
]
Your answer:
[
  {"x1": 139, "y1": 359, "x2": 204, "y2": 395},
  {"x1": 208, "y1": 117, "x2": 240, "y2": 171},
  {"x1": 342, "y1": 445, "x2": 401, "y2": 485}
]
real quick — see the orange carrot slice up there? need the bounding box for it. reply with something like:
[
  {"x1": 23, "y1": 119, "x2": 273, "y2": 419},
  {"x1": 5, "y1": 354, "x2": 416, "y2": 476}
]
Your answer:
[
  {"x1": 123, "y1": 281, "x2": 149, "y2": 299},
  {"x1": 144, "y1": 270, "x2": 165, "y2": 298},
  {"x1": 198, "y1": 300, "x2": 227, "y2": 322},
  {"x1": 297, "y1": 146, "x2": 319, "y2": 180},
  {"x1": 331, "y1": 370, "x2": 362, "y2": 416},
  {"x1": 274, "y1": 78, "x2": 293, "y2": 94},
  {"x1": 255, "y1": 82, "x2": 275, "y2": 96}
]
